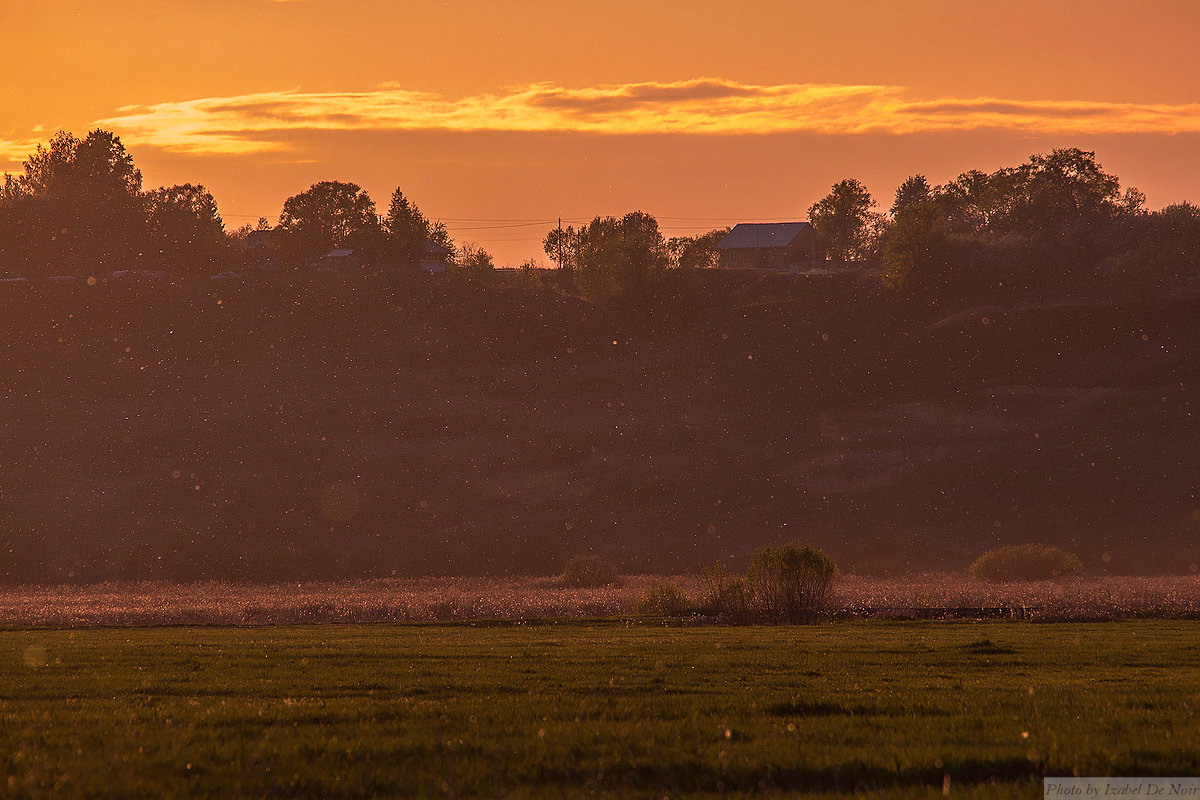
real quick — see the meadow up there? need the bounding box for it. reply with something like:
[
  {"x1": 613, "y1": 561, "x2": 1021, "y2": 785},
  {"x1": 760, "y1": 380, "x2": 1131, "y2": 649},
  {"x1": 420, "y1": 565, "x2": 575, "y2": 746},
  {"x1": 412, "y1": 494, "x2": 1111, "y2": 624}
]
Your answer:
[{"x1": 2, "y1": 620, "x2": 1199, "y2": 798}]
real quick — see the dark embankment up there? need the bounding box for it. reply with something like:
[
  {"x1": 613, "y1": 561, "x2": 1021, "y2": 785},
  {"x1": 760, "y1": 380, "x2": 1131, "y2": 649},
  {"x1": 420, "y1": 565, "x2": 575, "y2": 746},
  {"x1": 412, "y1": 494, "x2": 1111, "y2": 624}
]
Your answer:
[{"x1": 2, "y1": 271, "x2": 1198, "y2": 582}]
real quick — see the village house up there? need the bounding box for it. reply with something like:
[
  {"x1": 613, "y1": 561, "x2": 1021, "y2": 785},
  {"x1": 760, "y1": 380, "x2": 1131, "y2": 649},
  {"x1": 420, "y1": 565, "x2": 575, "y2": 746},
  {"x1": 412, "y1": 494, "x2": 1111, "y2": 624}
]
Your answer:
[
  {"x1": 420, "y1": 238, "x2": 452, "y2": 273},
  {"x1": 318, "y1": 248, "x2": 362, "y2": 271},
  {"x1": 716, "y1": 222, "x2": 818, "y2": 272}
]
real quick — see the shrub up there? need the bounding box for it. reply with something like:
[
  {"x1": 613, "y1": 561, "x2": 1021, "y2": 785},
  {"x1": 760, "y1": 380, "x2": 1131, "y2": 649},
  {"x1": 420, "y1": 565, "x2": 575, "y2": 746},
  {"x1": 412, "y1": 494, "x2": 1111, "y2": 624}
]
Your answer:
[
  {"x1": 969, "y1": 544, "x2": 1083, "y2": 582},
  {"x1": 511, "y1": 258, "x2": 545, "y2": 288},
  {"x1": 746, "y1": 544, "x2": 838, "y2": 623},
  {"x1": 1099, "y1": 240, "x2": 1196, "y2": 295},
  {"x1": 455, "y1": 242, "x2": 496, "y2": 282},
  {"x1": 699, "y1": 561, "x2": 748, "y2": 618},
  {"x1": 701, "y1": 544, "x2": 837, "y2": 623},
  {"x1": 634, "y1": 582, "x2": 691, "y2": 616},
  {"x1": 558, "y1": 554, "x2": 619, "y2": 588}
]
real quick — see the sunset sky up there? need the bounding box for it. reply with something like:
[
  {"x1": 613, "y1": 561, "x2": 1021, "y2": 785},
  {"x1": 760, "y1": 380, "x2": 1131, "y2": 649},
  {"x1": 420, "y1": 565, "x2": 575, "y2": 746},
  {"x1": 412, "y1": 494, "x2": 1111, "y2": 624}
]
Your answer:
[{"x1": 3, "y1": 1, "x2": 1199, "y2": 265}]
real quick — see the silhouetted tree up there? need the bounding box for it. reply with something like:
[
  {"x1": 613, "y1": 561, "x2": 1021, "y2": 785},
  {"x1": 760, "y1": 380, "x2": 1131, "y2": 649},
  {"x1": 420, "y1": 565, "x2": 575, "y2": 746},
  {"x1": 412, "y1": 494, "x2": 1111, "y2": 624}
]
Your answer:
[
  {"x1": 384, "y1": 188, "x2": 431, "y2": 267},
  {"x1": 277, "y1": 181, "x2": 381, "y2": 263},
  {"x1": 891, "y1": 175, "x2": 931, "y2": 217},
  {"x1": 543, "y1": 224, "x2": 580, "y2": 273},
  {"x1": 668, "y1": 228, "x2": 730, "y2": 269},
  {"x1": 428, "y1": 220, "x2": 455, "y2": 261},
  {"x1": 572, "y1": 211, "x2": 669, "y2": 302},
  {"x1": 885, "y1": 149, "x2": 1150, "y2": 296},
  {"x1": 1099, "y1": 201, "x2": 1200, "y2": 292},
  {"x1": 144, "y1": 183, "x2": 226, "y2": 274},
  {"x1": 933, "y1": 149, "x2": 1142, "y2": 240},
  {"x1": 808, "y1": 179, "x2": 882, "y2": 261},
  {"x1": 933, "y1": 169, "x2": 995, "y2": 234},
  {"x1": 882, "y1": 199, "x2": 958, "y2": 295},
  {"x1": 455, "y1": 242, "x2": 495, "y2": 281},
  {"x1": 0, "y1": 129, "x2": 146, "y2": 276},
  {"x1": 1157, "y1": 202, "x2": 1200, "y2": 242}
]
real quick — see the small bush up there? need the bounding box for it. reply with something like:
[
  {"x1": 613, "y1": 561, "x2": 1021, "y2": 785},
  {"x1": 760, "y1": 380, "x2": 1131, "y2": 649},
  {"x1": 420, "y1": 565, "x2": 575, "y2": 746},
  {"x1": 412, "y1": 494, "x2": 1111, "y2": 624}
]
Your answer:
[
  {"x1": 959, "y1": 638, "x2": 1017, "y2": 655},
  {"x1": 746, "y1": 544, "x2": 838, "y2": 623},
  {"x1": 511, "y1": 259, "x2": 546, "y2": 288},
  {"x1": 699, "y1": 561, "x2": 748, "y2": 618},
  {"x1": 558, "y1": 554, "x2": 619, "y2": 588},
  {"x1": 634, "y1": 582, "x2": 691, "y2": 616},
  {"x1": 969, "y1": 544, "x2": 1083, "y2": 582},
  {"x1": 701, "y1": 544, "x2": 837, "y2": 623}
]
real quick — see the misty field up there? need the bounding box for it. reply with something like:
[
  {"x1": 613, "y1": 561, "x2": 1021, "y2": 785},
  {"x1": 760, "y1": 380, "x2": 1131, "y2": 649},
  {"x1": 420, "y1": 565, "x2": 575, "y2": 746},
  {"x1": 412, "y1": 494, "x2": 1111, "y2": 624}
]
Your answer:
[{"x1": 3, "y1": 621, "x2": 1199, "y2": 799}]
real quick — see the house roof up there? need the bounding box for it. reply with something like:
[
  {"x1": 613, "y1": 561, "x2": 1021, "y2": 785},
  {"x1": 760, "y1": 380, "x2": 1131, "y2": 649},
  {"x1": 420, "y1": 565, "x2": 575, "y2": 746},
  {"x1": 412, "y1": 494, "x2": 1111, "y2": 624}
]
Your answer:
[
  {"x1": 423, "y1": 238, "x2": 452, "y2": 255},
  {"x1": 324, "y1": 249, "x2": 356, "y2": 258},
  {"x1": 717, "y1": 222, "x2": 811, "y2": 250}
]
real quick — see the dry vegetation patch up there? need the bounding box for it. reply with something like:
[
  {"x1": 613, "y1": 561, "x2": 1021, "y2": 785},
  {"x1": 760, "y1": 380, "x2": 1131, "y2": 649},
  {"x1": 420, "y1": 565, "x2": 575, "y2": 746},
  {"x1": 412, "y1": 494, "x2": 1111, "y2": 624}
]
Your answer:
[{"x1": 2, "y1": 572, "x2": 1200, "y2": 626}]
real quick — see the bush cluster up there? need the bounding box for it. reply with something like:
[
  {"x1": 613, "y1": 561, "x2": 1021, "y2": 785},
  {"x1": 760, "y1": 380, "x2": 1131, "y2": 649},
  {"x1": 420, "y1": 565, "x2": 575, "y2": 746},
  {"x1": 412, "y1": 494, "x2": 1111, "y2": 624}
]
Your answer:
[
  {"x1": 969, "y1": 544, "x2": 1083, "y2": 582},
  {"x1": 702, "y1": 543, "x2": 837, "y2": 624},
  {"x1": 634, "y1": 582, "x2": 691, "y2": 616}
]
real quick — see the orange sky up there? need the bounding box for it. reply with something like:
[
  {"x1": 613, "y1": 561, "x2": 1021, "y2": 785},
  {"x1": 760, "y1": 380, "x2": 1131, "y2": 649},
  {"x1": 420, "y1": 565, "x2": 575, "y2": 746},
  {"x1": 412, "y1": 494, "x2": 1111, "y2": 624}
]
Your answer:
[{"x1": 3, "y1": 0, "x2": 1199, "y2": 265}]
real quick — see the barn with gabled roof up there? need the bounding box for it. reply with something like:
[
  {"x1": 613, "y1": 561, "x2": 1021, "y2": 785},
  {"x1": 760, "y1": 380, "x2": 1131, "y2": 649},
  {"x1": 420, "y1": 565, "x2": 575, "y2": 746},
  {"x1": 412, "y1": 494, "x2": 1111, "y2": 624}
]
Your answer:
[{"x1": 716, "y1": 222, "x2": 817, "y2": 271}]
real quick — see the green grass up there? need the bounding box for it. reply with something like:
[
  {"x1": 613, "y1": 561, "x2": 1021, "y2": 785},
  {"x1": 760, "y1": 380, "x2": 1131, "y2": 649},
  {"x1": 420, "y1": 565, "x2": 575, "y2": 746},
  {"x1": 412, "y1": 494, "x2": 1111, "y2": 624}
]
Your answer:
[{"x1": 2, "y1": 621, "x2": 1199, "y2": 798}]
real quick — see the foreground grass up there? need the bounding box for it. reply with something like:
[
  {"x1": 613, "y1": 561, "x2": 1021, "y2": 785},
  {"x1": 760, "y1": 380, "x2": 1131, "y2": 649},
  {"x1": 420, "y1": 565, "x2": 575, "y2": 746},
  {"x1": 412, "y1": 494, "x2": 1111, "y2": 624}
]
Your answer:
[{"x1": 1, "y1": 622, "x2": 1198, "y2": 798}]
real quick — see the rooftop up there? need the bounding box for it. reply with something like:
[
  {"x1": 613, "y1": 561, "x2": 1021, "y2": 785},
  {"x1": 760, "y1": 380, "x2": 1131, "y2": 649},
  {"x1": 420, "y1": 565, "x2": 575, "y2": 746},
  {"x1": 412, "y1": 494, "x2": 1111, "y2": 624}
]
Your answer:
[{"x1": 717, "y1": 222, "x2": 811, "y2": 250}]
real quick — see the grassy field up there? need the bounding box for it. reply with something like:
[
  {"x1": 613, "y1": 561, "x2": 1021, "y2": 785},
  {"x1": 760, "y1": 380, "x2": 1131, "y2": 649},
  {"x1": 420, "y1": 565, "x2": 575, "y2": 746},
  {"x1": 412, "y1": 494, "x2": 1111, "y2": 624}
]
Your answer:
[{"x1": 2, "y1": 621, "x2": 1199, "y2": 798}]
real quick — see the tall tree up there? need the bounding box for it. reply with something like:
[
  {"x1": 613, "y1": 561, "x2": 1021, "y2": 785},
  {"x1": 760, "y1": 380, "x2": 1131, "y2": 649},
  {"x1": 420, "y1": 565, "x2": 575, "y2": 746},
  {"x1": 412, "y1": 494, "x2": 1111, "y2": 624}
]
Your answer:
[
  {"x1": 808, "y1": 179, "x2": 880, "y2": 261},
  {"x1": 144, "y1": 183, "x2": 226, "y2": 274},
  {"x1": 571, "y1": 211, "x2": 668, "y2": 302},
  {"x1": 383, "y1": 188, "x2": 431, "y2": 266},
  {"x1": 0, "y1": 129, "x2": 146, "y2": 276},
  {"x1": 427, "y1": 220, "x2": 455, "y2": 260},
  {"x1": 667, "y1": 228, "x2": 730, "y2": 269},
  {"x1": 277, "y1": 181, "x2": 381, "y2": 262},
  {"x1": 455, "y1": 242, "x2": 495, "y2": 280},
  {"x1": 934, "y1": 149, "x2": 1143, "y2": 239},
  {"x1": 1008, "y1": 148, "x2": 1141, "y2": 235},
  {"x1": 543, "y1": 224, "x2": 580, "y2": 273},
  {"x1": 882, "y1": 199, "x2": 957, "y2": 295},
  {"x1": 933, "y1": 169, "x2": 996, "y2": 234},
  {"x1": 891, "y1": 175, "x2": 931, "y2": 217}
]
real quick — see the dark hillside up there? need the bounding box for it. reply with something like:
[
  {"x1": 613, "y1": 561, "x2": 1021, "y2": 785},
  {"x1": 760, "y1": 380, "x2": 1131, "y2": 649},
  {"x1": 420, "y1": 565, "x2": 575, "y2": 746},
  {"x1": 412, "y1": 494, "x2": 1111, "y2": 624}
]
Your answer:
[{"x1": 2, "y1": 272, "x2": 1198, "y2": 582}]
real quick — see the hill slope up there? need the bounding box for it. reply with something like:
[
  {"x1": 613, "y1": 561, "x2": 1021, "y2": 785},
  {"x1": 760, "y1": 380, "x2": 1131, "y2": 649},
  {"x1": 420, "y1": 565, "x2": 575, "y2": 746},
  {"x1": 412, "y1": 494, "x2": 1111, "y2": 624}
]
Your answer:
[{"x1": 2, "y1": 272, "x2": 1198, "y2": 581}]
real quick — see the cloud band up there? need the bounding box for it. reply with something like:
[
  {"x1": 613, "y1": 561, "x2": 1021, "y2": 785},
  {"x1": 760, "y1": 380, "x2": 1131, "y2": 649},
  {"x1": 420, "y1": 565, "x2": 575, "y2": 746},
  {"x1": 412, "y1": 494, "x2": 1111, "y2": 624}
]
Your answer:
[{"x1": 7, "y1": 78, "x2": 1200, "y2": 159}]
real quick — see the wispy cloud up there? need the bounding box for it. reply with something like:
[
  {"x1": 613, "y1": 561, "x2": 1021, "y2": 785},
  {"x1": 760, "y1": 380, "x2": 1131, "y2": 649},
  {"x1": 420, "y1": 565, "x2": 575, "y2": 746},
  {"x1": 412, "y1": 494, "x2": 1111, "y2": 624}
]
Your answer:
[
  {"x1": 69, "y1": 77, "x2": 1200, "y2": 156},
  {"x1": 0, "y1": 133, "x2": 51, "y2": 167}
]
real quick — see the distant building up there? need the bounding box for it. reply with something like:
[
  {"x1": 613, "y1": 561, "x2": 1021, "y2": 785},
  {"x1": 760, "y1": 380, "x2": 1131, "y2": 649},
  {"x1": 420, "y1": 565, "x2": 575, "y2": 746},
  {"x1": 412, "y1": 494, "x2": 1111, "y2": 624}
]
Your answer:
[
  {"x1": 244, "y1": 228, "x2": 281, "y2": 268},
  {"x1": 420, "y1": 239, "x2": 452, "y2": 273},
  {"x1": 716, "y1": 222, "x2": 818, "y2": 272},
  {"x1": 244, "y1": 229, "x2": 273, "y2": 250},
  {"x1": 319, "y1": 248, "x2": 362, "y2": 271}
]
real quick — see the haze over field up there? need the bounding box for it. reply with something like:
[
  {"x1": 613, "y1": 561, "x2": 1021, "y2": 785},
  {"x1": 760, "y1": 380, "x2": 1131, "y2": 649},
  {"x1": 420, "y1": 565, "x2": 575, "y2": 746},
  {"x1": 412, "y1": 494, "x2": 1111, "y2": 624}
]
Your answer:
[
  {"x1": 2, "y1": 3, "x2": 1200, "y2": 585},
  {"x1": 4, "y1": 1, "x2": 1200, "y2": 265}
]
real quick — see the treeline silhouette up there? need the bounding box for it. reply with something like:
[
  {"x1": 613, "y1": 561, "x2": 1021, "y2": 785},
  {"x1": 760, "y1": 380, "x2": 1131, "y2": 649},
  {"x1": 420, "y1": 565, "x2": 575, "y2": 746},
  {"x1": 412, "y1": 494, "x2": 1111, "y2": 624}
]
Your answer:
[
  {"x1": 3, "y1": 132, "x2": 1197, "y2": 306},
  {"x1": 0, "y1": 130, "x2": 457, "y2": 279},
  {"x1": 879, "y1": 149, "x2": 1200, "y2": 298}
]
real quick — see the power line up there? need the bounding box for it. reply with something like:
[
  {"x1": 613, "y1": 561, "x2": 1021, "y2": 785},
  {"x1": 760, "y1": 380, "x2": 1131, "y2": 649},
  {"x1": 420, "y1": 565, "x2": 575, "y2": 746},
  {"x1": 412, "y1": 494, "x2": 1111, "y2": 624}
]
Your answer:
[{"x1": 444, "y1": 221, "x2": 562, "y2": 231}]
